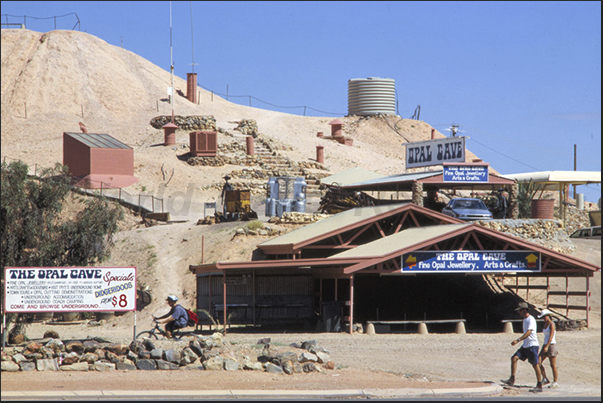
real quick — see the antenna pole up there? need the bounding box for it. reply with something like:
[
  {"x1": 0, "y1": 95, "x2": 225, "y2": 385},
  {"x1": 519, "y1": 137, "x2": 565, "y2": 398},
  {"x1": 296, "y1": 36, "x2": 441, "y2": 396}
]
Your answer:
[{"x1": 170, "y1": 1, "x2": 175, "y2": 123}]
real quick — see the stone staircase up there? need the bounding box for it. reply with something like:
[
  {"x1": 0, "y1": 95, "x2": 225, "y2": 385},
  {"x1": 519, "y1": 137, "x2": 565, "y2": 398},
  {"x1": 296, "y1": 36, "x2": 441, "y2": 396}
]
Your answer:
[{"x1": 229, "y1": 135, "x2": 327, "y2": 196}]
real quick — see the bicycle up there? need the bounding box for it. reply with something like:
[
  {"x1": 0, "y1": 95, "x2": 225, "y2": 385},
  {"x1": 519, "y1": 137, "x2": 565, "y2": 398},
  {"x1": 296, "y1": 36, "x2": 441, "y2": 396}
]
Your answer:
[{"x1": 135, "y1": 320, "x2": 196, "y2": 341}]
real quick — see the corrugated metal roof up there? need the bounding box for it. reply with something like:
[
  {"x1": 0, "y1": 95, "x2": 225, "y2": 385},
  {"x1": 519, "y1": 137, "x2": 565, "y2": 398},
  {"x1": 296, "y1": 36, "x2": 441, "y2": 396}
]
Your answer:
[
  {"x1": 328, "y1": 223, "x2": 470, "y2": 259},
  {"x1": 320, "y1": 167, "x2": 383, "y2": 187},
  {"x1": 65, "y1": 132, "x2": 131, "y2": 149},
  {"x1": 342, "y1": 170, "x2": 443, "y2": 188},
  {"x1": 260, "y1": 203, "x2": 410, "y2": 247},
  {"x1": 502, "y1": 171, "x2": 601, "y2": 190}
]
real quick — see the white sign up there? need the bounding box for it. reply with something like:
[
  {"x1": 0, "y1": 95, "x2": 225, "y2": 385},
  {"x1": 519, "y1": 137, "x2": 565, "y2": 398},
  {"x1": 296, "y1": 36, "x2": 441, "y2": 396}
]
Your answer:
[
  {"x1": 167, "y1": 86, "x2": 173, "y2": 96},
  {"x1": 4, "y1": 267, "x2": 137, "y2": 313},
  {"x1": 405, "y1": 137, "x2": 466, "y2": 169}
]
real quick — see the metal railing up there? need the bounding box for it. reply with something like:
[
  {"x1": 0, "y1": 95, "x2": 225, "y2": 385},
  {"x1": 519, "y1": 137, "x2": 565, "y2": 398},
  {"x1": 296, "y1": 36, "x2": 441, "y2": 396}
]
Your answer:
[
  {"x1": 1, "y1": 156, "x2": 164, "y2": 214},
  {"x1": 1, "y1": 13, "x2": 80, "y2": 31}
]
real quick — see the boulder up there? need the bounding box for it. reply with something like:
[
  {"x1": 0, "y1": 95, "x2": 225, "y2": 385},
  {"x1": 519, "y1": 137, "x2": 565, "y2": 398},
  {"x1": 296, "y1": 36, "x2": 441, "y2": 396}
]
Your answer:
[
  {"x1": 36, "y1": 358, "x2": 60, "y2": 371},
  {"x1": 24, "y1": 342, "x2": 43, "y2": 354},
  {"x1": 315, "y1": 351, "x2": 331, "y2": 364},
  {"x1": 188, "y1": 339, "x2": 204, "y2": 357},
  {"x1": 299, "y1": 352, "x2": 318, "y2": 363},
  {"x1": 43, "y1": 330, "x2": 60, "y2": 339},
  {"x1": 156, "y1": 359, "x2": 179, "y2": 370},
  {"x1": 60, "y1": 362, "x2": 89, "y2": 371},
  {"x1": 62, "y1": 352, "x2": 81, "y2": 365},
  {"x1": 150, "y1": 348, "x2": 163, "y2": 360},
  {"x1": 180, "y1": 348, "x2": 198, "y2": 365},
  {"x1": 65, "y1": 341, "x2": 84, "y2": 354},
  {"x1": 136, "y1": 359, "x2": 157, "y2": 370},
  {"x1": 302, "y1": 362, "x2": 317, "y2": 373},
  {"x1": 264, "y1": 362, "x2": 284, "y2": 374},
  {"x1": 45, "y1": 339, "x2": 64, "y2": 354},
  {"x1": 163, "y1": 349, "x2": 181, "y2": 364},
  {"x1": 80, "y1": 352, "x2": 99, "y2": 364},
  {"x1": 203, "y1": 356, "x2": 224, "y2": 371},
  {"x1": 106, "y1": 344, "x2": 129, "y2": 356},
  {"x1": 19, "y1": 361, "x2": 36, "y2": 371},
  {"x1": 11, "y1": 353, "x2": 27, "y2": 364},
  {"x1": 1, "y1": 361, "x2": 20, "y2": 372},
  {"x1": 83, "y1": 340, "x2": 102, "y2": 353},
  {"x1": 223, "y1": 358, "x2": 239, "y2": 371},
  {"x1": 129, "y1": 340, "x2": 146, "y2": 355},
  {"x1": 92, "y1": 362, "x2": 116, "y2": 371}
]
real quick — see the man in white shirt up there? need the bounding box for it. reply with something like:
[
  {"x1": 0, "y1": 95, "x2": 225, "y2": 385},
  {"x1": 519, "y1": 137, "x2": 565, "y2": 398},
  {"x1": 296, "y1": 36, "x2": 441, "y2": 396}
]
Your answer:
[{"x1": 502, "y1": 302, "x2": 543, "y2": 392}]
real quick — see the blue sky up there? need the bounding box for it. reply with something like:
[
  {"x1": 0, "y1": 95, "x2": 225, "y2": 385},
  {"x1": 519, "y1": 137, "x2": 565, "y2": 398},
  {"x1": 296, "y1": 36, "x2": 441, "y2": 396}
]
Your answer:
[{"x1": 2, "y1": 1, "x2": 601, "y2": 202}]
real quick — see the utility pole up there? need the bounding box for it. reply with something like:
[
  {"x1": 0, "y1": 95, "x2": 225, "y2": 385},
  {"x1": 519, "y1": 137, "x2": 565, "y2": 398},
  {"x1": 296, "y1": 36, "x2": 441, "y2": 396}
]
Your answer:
[
  {"x1": 573, "y1": 144, "x2": 577, "y2": 198},
  {"x1": 170, "y1": 1, "x2": 175, "y2": 123}
]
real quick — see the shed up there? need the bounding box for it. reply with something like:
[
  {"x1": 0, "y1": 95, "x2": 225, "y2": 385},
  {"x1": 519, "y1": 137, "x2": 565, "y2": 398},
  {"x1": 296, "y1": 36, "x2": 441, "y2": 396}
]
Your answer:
[{"x1": 63, "y1": 132, "x2": 138, "y2": 189}]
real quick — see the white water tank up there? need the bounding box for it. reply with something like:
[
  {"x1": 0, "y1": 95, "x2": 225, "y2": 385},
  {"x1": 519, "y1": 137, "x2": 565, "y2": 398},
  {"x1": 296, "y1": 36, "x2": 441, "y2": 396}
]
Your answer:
[{"x1": 348, "y1": 77, "x2": 396, "y2": 116}]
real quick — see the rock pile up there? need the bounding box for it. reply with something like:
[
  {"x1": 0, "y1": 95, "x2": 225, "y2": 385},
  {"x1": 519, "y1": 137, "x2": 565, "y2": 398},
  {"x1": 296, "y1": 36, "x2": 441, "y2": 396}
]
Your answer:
[
  {"x1": 476, "y1": 219, "x2": 575, "y2": 254},
  {"x1": 268, "y1": 212, "x2": 332, "y2": 224},
  {"x1": 1, "y1": 334, "x2": 334, "y2": 374},
  {"x1": 150, "y1": 115, "x2": 217, "y2": 131},
  {"x1": 559, "y1": 205, "x2": 597, "y2": 235},
  {"x1": 233, "y1": 119, "x2": 259, "y2": 137}
]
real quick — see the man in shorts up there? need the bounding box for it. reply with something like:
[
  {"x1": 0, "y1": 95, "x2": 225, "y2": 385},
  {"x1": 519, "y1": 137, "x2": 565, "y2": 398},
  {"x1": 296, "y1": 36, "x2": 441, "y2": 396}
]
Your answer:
[{"x1": 502, "y1": 302, "x2": 543, "y2": 392}]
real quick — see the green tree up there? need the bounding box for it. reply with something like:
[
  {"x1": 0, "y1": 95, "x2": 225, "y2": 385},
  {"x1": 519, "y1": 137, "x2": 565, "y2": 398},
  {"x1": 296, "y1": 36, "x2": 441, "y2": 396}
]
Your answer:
[{"x1": 1, "y1": 160, "x2": 124, "y2": 341}]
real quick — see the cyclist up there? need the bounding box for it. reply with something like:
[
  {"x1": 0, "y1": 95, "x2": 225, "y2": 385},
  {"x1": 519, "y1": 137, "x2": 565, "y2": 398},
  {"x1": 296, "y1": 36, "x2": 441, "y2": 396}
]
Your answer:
[{"x1": 153, "y1": 295, "x2": 188, "y2": 339}]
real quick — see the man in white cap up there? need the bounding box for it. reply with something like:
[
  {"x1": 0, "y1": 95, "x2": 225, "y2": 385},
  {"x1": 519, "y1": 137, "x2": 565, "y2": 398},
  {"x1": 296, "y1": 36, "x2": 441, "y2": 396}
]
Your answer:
[
  {"x1": 538, "y1": 309, "x2": 559, "y2": 389},
  {"x1": 153, "y1": 295, "x2": 188, "y2": 339},
  {"x1": 502, "y1": 302, "x2": 543, "y2": 392}
]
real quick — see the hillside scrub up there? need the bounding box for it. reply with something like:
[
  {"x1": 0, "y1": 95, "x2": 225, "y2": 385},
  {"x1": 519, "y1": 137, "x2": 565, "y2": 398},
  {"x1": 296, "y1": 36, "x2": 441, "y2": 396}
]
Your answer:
[{"x1": 1, "y1": 160, "x2": 124, "y2": 341}]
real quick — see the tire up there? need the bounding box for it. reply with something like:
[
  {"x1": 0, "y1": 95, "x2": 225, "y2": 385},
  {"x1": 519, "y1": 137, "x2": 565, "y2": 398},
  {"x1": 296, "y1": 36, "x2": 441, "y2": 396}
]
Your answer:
[{"x1": 135, "y1": 330, "x2": 158, "y2": 340}]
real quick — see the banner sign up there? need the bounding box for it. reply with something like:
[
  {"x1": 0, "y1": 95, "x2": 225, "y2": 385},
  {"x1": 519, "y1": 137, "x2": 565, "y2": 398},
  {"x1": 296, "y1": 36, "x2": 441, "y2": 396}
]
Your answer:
[
  {"x1": 443, "y1": 164, "x2": 489, "y2": 183},
  {"x1": 4, "y1": 267, "x2": 136, "y2": 313},
  {"x1": 401, "y1": 251, "x2": 540, "y2": 273},
  {"x1": 405, "y1": 137, "x2": 465, "y2": 169}
]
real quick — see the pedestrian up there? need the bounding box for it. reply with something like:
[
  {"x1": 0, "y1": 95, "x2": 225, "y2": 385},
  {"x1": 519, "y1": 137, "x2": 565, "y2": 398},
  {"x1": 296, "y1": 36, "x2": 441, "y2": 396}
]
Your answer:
[
  {"x1": 497, "y1": 188, "x2": 508, "y2": 219},
  {"x1": 501, "y1": 302, "x2": 543, "y2": 392},
  {"x1": 221, "y1": 175, "x2": 233, "y2": 215},
  {"x1": 538, "y1": 309, "x2": 559, "y2": 389}
]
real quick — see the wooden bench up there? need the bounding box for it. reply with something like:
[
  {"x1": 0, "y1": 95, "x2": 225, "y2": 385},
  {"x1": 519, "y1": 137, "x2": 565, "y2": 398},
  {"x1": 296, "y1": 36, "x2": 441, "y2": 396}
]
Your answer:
[{"x1": 366, "y1": 319, "x2": 466, "y2": 334}]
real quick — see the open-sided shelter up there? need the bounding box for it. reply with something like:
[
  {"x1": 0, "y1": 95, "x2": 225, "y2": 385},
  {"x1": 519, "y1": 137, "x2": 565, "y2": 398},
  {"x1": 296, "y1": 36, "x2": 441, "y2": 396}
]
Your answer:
[{"x1": 190, "y1": 203, "x2": 599, "y2": 332}]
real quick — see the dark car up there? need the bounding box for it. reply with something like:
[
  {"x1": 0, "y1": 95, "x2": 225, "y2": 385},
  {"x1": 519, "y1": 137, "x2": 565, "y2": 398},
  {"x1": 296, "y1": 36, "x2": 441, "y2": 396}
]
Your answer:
[
  {"x1": 569, "y1": 226, "x2": 601, "y2": 239},
  {"x1": 441, "y1": 198, "x2": 493, "y2": 221}
]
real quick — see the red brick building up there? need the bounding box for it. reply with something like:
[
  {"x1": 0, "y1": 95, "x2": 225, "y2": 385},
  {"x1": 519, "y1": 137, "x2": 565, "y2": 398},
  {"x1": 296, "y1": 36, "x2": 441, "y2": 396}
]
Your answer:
[{"x1": 63, "y1": 132, "x2": 138, "y2": 189}]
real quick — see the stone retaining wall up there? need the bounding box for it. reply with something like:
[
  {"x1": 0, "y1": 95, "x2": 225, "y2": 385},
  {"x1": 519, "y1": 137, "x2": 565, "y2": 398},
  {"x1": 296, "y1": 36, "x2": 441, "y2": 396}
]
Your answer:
[
  {"x1": 476, "y1": 219, "x2": 575, "y2": 254},
  {"x1": 150, "y1": 115, "x2": 217, "y2": 131},
  {"x1": 1, "y1": 333, "x2": 334, "y2": 374}
]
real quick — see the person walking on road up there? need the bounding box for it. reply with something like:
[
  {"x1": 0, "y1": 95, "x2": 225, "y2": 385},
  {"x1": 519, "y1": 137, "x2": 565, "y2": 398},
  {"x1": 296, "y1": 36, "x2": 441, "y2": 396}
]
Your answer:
[
  {"x1": 502, "y1": 302, "x2": 543, "y2": 392},
  {"x1": 538, "y1": 309, "x2": 559, "y2": 389}
]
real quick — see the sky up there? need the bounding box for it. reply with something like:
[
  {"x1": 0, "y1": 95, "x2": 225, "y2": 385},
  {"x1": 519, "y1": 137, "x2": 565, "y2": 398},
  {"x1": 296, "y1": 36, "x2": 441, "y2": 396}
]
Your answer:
[{"x1": 2, "y1": 1, "x2": 601, "y2": 202}]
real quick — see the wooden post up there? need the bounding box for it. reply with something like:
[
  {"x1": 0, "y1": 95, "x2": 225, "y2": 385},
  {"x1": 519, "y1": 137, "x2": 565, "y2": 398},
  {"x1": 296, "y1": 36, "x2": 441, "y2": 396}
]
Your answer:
[
  {"x1": 208, "y1": 274, "x2": 212, "y2": 331},
  {"x1": 252, "y1": 270, "x2": 256, "y2": 327},
  {"x1": 586, "y1": 274, "x2": 590, "y2": 328},
  {"x1": 223, "y1": 272, "x2": 227, "y2": 332},
  {"x1": 349, "y1": 275, "x2": 354, "y2": 335}
]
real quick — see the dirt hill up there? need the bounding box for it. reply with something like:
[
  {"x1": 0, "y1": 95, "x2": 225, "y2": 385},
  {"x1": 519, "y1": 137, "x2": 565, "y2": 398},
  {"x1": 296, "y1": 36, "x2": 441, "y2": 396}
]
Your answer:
[{"x1": 1, "y1": 29, "x2": 598, "y2": 319}]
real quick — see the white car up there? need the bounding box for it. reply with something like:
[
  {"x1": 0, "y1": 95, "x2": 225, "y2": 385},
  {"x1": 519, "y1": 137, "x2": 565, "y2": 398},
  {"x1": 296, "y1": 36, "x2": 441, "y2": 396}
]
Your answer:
[{"x1": 441, "y1": 198, "x2": 493, "y2": 221}]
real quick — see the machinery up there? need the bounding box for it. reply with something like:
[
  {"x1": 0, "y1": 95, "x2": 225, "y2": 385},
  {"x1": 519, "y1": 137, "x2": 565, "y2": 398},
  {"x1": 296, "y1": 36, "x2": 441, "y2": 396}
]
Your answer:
[
  {"x1": 223, "y1": 189, "x2": 258, "y2": 221},
  {"x1": 265, "y1": 177, "x2": 307, "y2": 217}
]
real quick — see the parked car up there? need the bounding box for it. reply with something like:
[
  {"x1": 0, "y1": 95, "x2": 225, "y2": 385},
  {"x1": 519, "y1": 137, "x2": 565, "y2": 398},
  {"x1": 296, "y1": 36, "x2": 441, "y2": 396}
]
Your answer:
[
  {"x1": 569, "y1": 226, "x2": 601, "y2": 239},
  {"x1": 441, "y1": 198, "x2": 493, "y2": 221}
]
